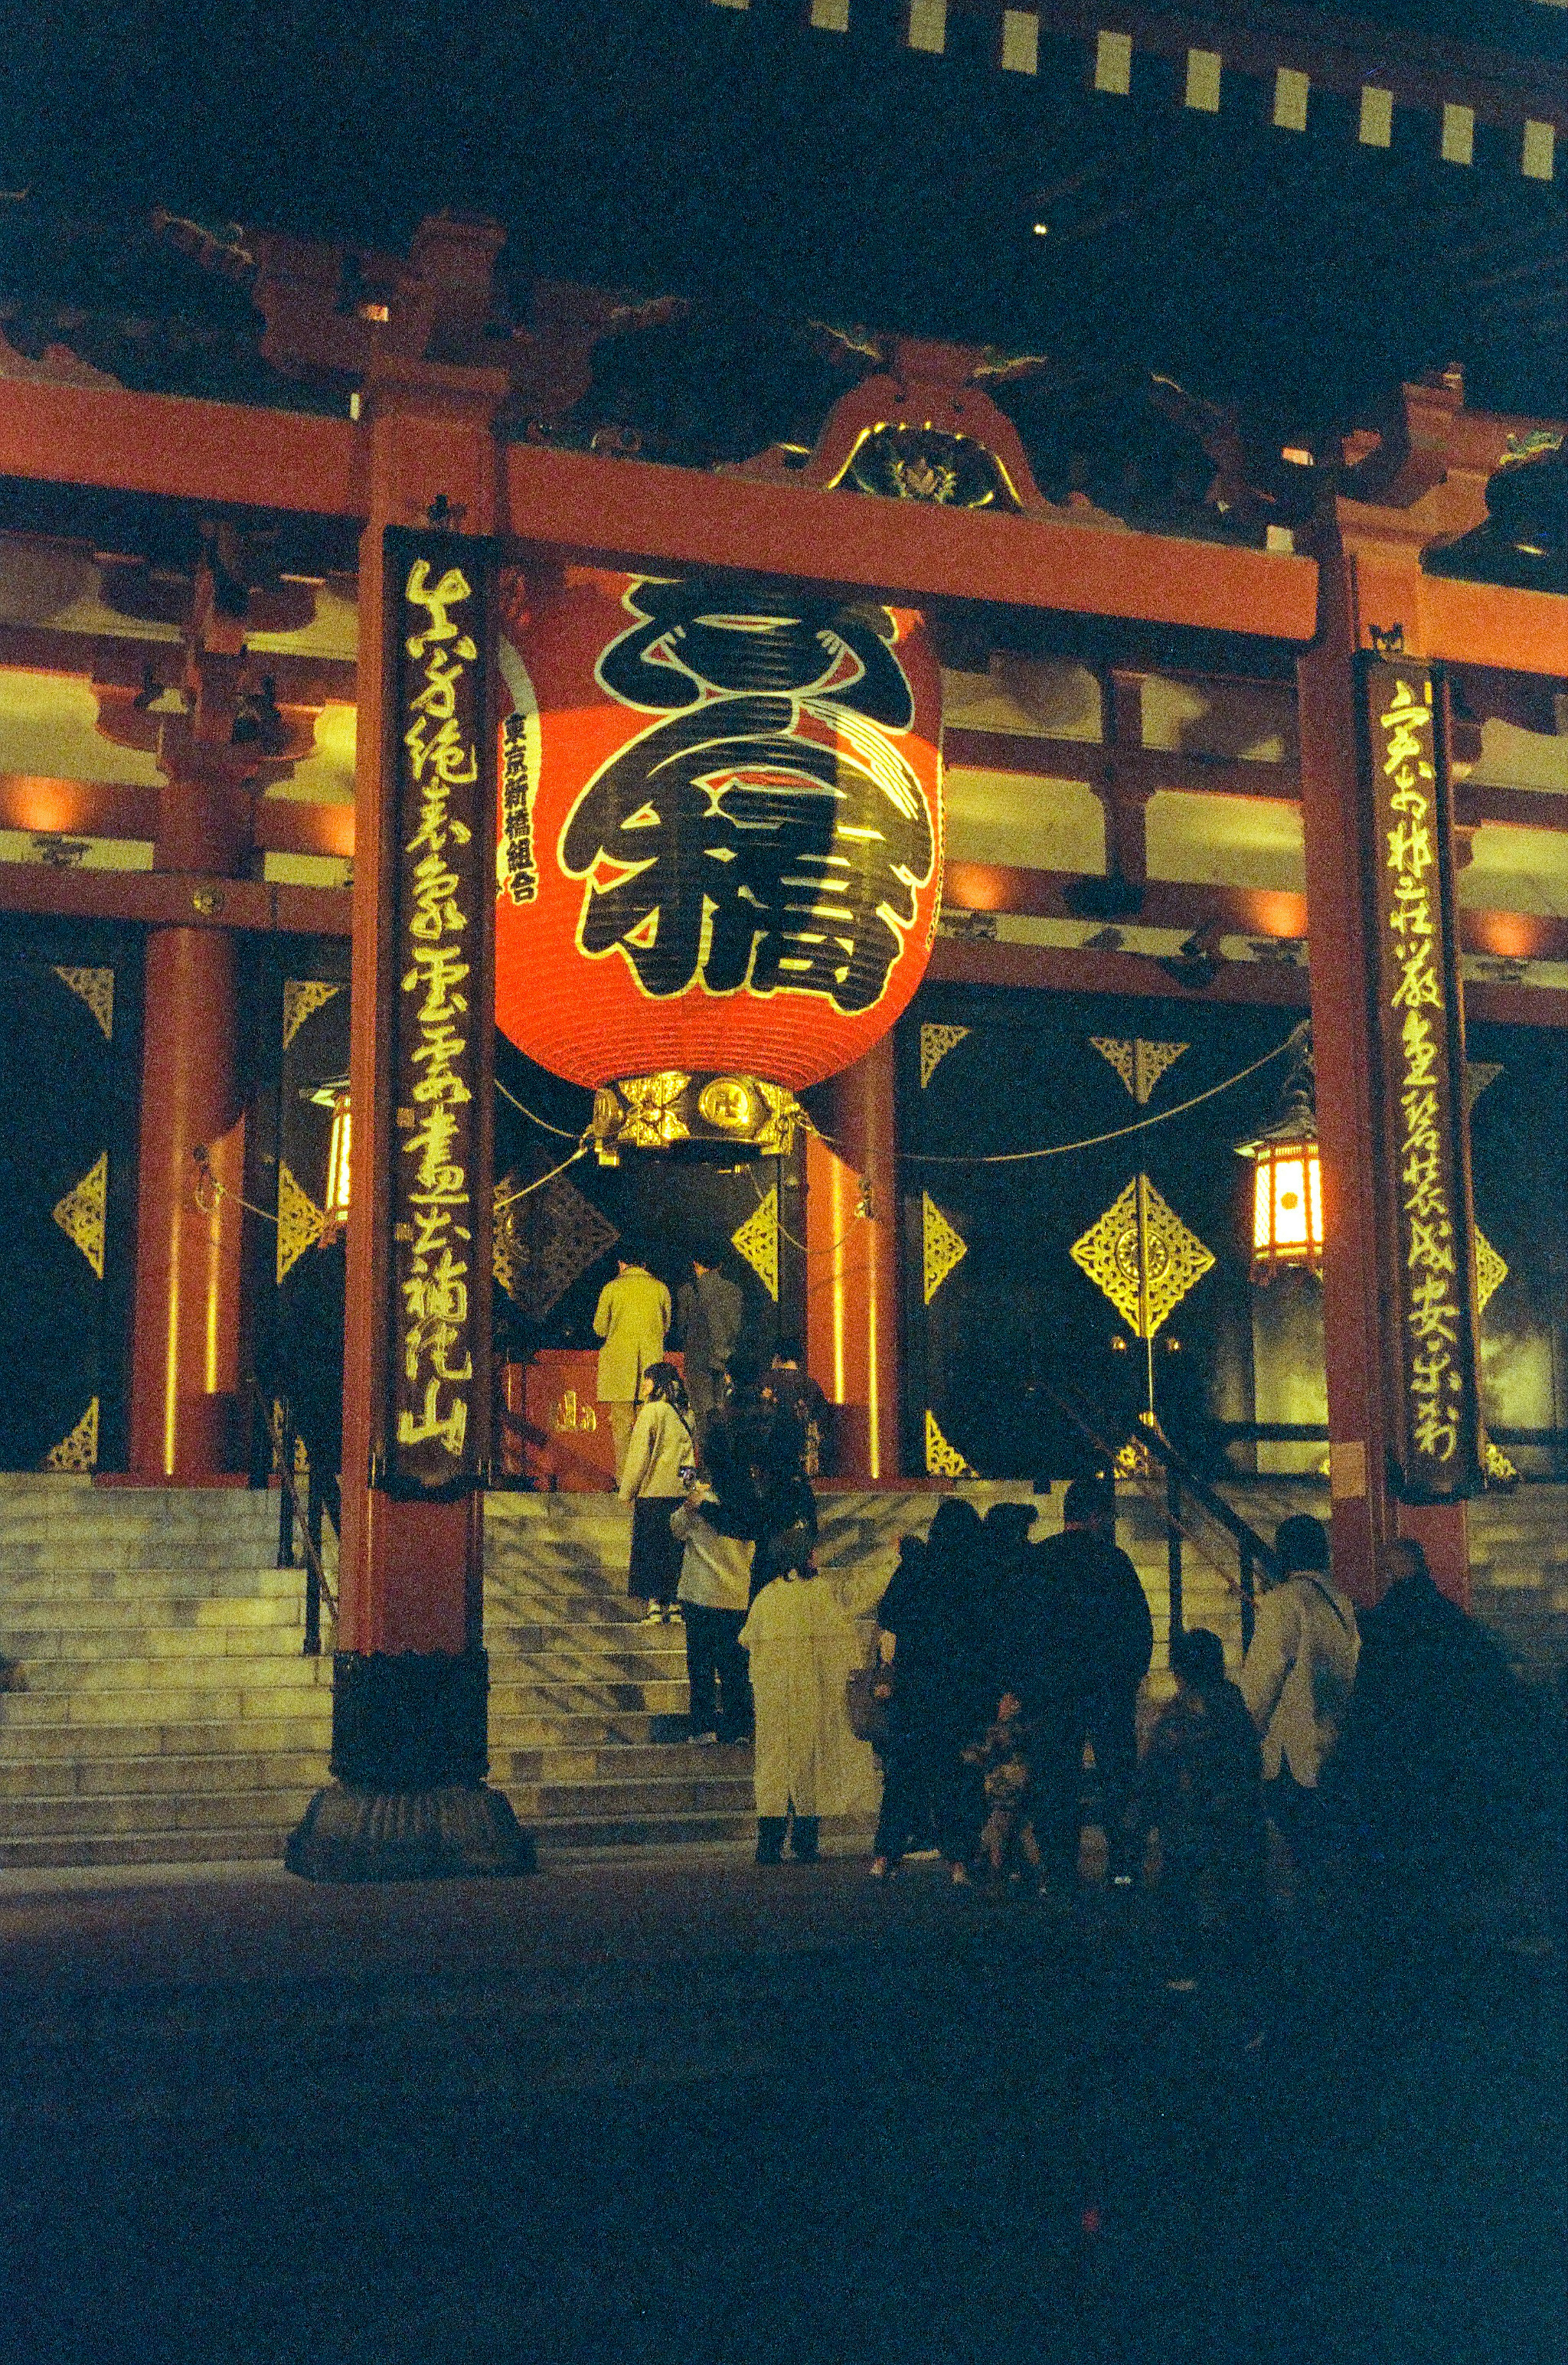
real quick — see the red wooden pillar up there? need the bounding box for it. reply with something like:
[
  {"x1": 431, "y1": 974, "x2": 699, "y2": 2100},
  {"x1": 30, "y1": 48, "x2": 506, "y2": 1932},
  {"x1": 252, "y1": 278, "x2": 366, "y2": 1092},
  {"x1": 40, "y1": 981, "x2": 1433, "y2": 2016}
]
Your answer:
[
  {"x1": 288, "y1": 343, "x2": 532, "y2": 1880},
  {"x1": 125, "y1": 638, "x2": 255, "y2": 1483},
  {"x1": 806, "y1": 1036, "x2": 902, "y2": 1481},
  {"x1": 128, "y1": 924, "x2": 244, "y2": 1480},
  {"x1": 1297, "y1": 523, "x2": 1470, "y2": 1608}
]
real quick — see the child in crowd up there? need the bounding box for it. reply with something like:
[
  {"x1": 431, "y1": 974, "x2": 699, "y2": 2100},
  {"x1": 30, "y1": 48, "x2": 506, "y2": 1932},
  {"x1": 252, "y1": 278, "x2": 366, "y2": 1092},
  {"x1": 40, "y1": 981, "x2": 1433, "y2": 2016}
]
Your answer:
[
  {"x1": 1137, "y1": 1626, "x2": 1267, "y2": 1979},
  {"x1": 964, "y1": 1691, "x2": 1042, "y2": 1891}
]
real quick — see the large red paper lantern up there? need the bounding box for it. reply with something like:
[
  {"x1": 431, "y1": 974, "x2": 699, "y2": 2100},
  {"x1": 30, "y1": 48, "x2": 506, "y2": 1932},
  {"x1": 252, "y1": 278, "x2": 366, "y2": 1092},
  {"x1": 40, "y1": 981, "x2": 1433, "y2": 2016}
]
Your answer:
[{"x1": 493, "y1": 569, "x2": 943, "y2": 1156}]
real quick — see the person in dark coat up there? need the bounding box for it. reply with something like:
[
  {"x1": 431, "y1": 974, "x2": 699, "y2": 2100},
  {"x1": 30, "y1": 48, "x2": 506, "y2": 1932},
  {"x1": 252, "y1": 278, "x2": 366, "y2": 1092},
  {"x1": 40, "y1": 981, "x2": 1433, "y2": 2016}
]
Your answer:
[
  {"x1": 1138, "y1": 1626, "x2": 1266, "y2": 1978},
  {"x1": 675, "y1": 1250, "x2": 745, "y2": 1452},
  {"x1": 1327, "y1": 1537, "x2": 1544, "y2": 1895},
  {"x1": 870, "y1": 1497, "x2": 987, "y2": 1881},
  {"x1": 1025, "y1": 1478, "x2": 1154, "y2": 1899}
]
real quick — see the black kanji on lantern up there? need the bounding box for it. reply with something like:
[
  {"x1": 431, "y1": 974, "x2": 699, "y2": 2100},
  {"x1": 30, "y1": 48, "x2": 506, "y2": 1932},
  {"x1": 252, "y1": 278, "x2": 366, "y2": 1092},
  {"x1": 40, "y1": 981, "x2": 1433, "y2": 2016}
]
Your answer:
[{"x1": 562, "y1": 581, "x2": 935, "y2": 1014}]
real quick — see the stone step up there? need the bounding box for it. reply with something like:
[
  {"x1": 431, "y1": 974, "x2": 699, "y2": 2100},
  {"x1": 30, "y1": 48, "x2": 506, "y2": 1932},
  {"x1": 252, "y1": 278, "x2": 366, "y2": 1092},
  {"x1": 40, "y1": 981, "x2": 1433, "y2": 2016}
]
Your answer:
[
  {"x1": 9, "y1": 1650, "x2": 327, "y2": 1691},
  {"x1": 0, "y1": 1828, "x2": 287, "y2": 1871},
  {"x1": 0, "y1": 1714, "x2": 333, "y2": 1761},
  {"x1": 0, "y1": 1786, "x2": 319, "y2": 1838},
  {"x1": 0, "y1": 1681, "x2": 332, "y2": 1726},
  {"x1": 490, "y1": 1742, "x2": 753, "y2": 1784},
  {"x1": 505, "y1": 1773, "x2": 754, "y2": 1821},
  {"x1": 488, "y1": 1678, "x2": 689, "y2": 1717},
  {"x1": 519, "y1": 1807, "x2": 757, "y2": 1851},
  {"x1": 0, "y1": 1749, "x2": 327, "y2": 1800},
  {"x1": 0, "y1": 1602, "x2": 305, "y2": 1646},
  {"x1": 0, "y1": 1569, "x2": 309, "y2": 1606}
]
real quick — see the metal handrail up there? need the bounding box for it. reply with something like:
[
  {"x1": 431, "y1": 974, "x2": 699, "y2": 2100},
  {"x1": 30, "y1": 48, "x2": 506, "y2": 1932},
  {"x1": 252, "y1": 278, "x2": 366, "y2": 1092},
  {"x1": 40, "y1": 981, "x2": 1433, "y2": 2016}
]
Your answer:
[
  {"x1": 1035, "y1": 1381, "x2": 1277, "y2": 1651},
  {"x1": 248, "y1": 1379, "x2": 338, "y2": 1652}
]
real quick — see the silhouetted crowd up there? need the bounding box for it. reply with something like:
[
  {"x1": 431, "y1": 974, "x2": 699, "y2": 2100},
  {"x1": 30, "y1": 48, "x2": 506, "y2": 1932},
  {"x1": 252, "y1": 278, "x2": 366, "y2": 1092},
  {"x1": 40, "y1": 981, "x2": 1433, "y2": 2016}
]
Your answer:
[{"x1": 611, "y1": 1285, "x2": 1560, "y2": 1951}]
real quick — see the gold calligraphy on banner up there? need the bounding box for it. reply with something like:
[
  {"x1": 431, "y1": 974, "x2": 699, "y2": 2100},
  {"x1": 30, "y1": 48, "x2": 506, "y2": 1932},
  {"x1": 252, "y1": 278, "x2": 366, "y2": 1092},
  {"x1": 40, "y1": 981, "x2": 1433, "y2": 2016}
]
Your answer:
[
  {"x1": 1364, "y1": 660, "x2": 1481, "y2": 1500},
  {"x1": 381, "y1": 532, "x2": 495, "y2": 1492}
]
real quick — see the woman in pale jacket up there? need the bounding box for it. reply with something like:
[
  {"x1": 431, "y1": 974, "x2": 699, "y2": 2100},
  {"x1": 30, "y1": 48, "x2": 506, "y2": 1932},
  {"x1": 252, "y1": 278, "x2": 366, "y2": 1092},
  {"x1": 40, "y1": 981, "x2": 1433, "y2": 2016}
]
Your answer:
[
  {"x1": 739, "y1": 1523, "x2": 879, "y2": 1865},
  {"x1": 1239, "y1": 1512, "x2": 1359, "y2": 1873},
  {"x1": 618, "y1": 1363, "x2": 694, "y2": 1623}
]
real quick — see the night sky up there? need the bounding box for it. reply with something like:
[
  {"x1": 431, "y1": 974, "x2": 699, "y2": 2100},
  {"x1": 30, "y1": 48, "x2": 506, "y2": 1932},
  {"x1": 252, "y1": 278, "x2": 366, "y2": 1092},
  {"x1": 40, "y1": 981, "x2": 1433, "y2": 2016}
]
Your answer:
[{"x1": 2, "y1": 0, "x2": 1566, "y2": 432}]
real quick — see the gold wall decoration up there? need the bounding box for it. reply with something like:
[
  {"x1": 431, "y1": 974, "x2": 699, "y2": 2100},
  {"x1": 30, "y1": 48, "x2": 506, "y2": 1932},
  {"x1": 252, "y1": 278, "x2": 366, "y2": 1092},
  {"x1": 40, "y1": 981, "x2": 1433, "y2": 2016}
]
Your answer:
[
  {"x1": 51, "y1": 1151, "x2": 107, "y2": 1280},
  {"x1": 1071, "y1": 1173, "x2": 1214, "y2": 1339},
  {"x1": 492, "y1": 1168, "x2": 619, "y2": 1318},
  {"x1": 1482, "y1": 1434, "x2": 1520, "y2": 1486},
  {"x1": 731, "y1": 1187, "x2": 780, "y2": 1302},
  {"x1": 1090, "y1": 1036, "x2": 1188, "y2": 1104},
  {"x1": 925, "y1": 1408, "x2": 978, "y2": 1479},
  {"x1": 920, "y1": 1022, "x2": 971, "y2": 1088},
  {"x1": 922, "y1": 1191, "x2": 969, "y2": 1304},
  {"x1": 281, "y1": 979, "x2": 342, "y2": 1051},
  {"x1": 1465, "y1": 1060, "x2": 1503, "y2": 1113},
  {"x1": 1474, "y1": 1227, "x2": 1508, "y2": 1315},
  {"x1": 53, "y1": 965, "x2": 114, "y2": 1040},
  {"x1": 44, "y1": 1396, "x2": 99, "y2": 1472},
  {"x1": 276, "y1": 1163, "x2": 326, "y2": 1283}
]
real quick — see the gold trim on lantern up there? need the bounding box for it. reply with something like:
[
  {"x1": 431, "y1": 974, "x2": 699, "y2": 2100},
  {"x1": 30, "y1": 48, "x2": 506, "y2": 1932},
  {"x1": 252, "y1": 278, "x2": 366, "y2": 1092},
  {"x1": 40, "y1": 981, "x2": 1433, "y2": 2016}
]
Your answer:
[{"x1": 590, "y1": 1072, "x2": 806, "y2": 1160}]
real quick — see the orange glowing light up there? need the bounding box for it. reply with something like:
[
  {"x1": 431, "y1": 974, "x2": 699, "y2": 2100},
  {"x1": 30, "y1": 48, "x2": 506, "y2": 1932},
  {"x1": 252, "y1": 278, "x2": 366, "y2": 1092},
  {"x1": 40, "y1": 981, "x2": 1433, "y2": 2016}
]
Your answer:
[
  {"x1": 1237, "y1": 1090, "x2": 1323, "y2": 1278},
  {"x1": 323, "y1": 1094, "x2": 351, "y2": 1226}
]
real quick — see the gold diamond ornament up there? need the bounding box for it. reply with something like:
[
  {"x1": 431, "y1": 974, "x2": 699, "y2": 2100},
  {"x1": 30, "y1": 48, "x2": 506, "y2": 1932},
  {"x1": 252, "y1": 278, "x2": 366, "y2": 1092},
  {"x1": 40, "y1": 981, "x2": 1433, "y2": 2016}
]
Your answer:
[
  {"x1": 52, "y1": 1152, "x2": 107, "y2": 1280},
  {"x1": 493, "y1": 1168, "x2": 619, "y2": 1318},
  {"x1": 732, "y1": 1187, "x2": 781, "y2": 1302},
  {"x1": 282, "y1": 980, "x2": 342, "y2": 1050},
  {"x1": 1474, "y1": 1227, "x2": 1508, "y2": 1316},
  {"x1": 44, "y1": 1397, "x2": 99, "y2": 1472},
  {"x1": 1091, "y1": 1036, "x2": 1188, "y2": 1104},
  {"x1": 922, "y1": 1192, "x2": 968, "y2": 1304},
  {"x1": 276, "y1": 1163, "x2": 326, "y2": 1283},
  {"x1": 920, "y1": 1023, "x2": 971, "y2": 1089},
  {"x1": 1071, "y1": 1173, "x2": 1214, "y2": 1340},
  {"x1": 53, "y1": 965, "x2": 114, "y2": 1039},
  {"x1": 925, "y1": 1409, "x2": 978, "y2": 1479}
]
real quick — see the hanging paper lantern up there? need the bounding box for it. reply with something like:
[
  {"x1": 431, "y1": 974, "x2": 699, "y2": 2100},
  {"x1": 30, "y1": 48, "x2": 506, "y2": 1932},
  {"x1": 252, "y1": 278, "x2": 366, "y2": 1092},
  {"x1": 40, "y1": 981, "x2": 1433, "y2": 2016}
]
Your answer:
[
  {"x1": 1236, "y1": 1090, "x2": 1323, "y2": 1278},
  {"x1": 493, "y1": 570, "x2": 943, "y2": 1156}
]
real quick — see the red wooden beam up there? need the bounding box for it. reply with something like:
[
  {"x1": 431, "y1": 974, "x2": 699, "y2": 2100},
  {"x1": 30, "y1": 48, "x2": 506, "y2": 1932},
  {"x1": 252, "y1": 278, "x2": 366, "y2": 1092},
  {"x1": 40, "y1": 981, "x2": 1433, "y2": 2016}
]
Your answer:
[
  {"x1": 0, "y1": 862, "x2": 350, "y2": 935},
  {"x1": 0, "y1": 775, "x2": 354, "y2": 858},
  {"x1": 929, "y1": 934, "x2": 1568, "y2": 1029},
  {"x1": 503, "y1": 443, "x2": 1320, "y2": 640},
  {"x1": 0, "y1": 381, "x2": 356, "y2": 517},
  {"x1": 943, "y1": 857, "x2": 1310, "y2": 940}
]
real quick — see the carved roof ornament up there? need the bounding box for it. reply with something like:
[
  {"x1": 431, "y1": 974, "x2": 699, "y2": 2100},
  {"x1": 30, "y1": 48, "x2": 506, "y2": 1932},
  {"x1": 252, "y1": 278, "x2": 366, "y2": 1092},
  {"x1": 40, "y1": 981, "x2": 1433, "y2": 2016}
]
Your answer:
[
  {"x1": 729, "y1": 329, "x2": 1094, "y2": 515},
  {"x1": 160, "y1": 207, "x2": 684, "y2": 435},
  {"x1": 1425, "y1": 437, "x2": 1568, "y2": 597}
]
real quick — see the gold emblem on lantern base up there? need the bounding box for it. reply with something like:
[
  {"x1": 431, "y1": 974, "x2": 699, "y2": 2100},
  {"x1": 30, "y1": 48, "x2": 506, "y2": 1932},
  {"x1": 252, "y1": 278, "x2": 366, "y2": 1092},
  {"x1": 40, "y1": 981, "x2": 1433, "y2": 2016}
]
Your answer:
[{"x1": 590, "y1": 1072, "x2": 806, "y2": 1162}]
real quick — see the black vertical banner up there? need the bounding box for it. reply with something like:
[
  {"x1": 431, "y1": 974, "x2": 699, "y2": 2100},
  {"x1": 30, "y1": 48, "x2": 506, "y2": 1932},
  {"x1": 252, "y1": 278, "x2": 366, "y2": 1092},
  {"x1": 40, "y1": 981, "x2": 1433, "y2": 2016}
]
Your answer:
[
  {"x1": 1359, "y1": 656, "x2": 1482, "y2": 1502},
  {"x1": 375, "y1": 527, "x2": 497, "y2": 1496}
]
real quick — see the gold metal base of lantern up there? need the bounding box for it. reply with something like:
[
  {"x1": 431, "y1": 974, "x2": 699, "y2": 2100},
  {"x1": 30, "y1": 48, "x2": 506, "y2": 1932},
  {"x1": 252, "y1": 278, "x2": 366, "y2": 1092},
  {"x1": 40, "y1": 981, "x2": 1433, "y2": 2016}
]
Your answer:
[{"x1": 590, "y1": 1071, "x2": 806, "y2": 1162}]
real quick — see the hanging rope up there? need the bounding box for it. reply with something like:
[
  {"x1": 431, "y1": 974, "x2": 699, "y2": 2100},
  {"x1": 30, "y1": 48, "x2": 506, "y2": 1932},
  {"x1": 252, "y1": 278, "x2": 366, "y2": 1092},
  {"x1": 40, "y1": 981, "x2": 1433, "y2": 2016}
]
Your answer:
[
  {"x1": 904, "y1": 1022, "x2": 1310, "y2": 1165},
  {"x1": 493, "y1": 1140, "x2": 593, "y2": 1209},
  {"x1": 495, "y1": 1076, "x2": 586, "y2": 1140},
  {"x1": 192, "y1": 1147, "x2": 280, "y2": 1225}
]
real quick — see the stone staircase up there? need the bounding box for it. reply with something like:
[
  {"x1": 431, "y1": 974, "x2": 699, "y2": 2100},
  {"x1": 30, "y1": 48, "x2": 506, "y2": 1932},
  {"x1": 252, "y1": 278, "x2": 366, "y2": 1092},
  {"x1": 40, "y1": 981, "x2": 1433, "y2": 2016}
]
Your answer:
[
  {"x1": 0, "y1": 1476, "x2": 332, "y2": 1870},
  {"x1": 484, "y1": 1493, "x2": 755, "y2": 1849},
  {"x1": 7, "y1": 1466, "x2": 1557, "y2": 1873}
]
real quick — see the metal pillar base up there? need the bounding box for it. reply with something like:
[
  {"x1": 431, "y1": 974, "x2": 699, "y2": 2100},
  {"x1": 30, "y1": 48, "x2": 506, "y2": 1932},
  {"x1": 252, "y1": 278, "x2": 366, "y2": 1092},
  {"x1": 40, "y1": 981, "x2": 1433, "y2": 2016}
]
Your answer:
[
  {"x1": 285, "y1": 1645, "x2": 535, "y2": 1882},
  {"x1": 285, "y1": 1780, "x2": 535, "y2": 1882}
]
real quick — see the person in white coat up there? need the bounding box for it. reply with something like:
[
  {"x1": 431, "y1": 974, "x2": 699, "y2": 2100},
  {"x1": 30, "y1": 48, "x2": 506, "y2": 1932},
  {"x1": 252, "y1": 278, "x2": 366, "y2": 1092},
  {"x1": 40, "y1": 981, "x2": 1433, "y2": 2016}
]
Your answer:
[
  {"x1": 739, "y1": 1525, "x2": 879, "y2": 1865},
  {"x1": 1239, "y1": 1512, "x2": 1359, "y2": 1873}
]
